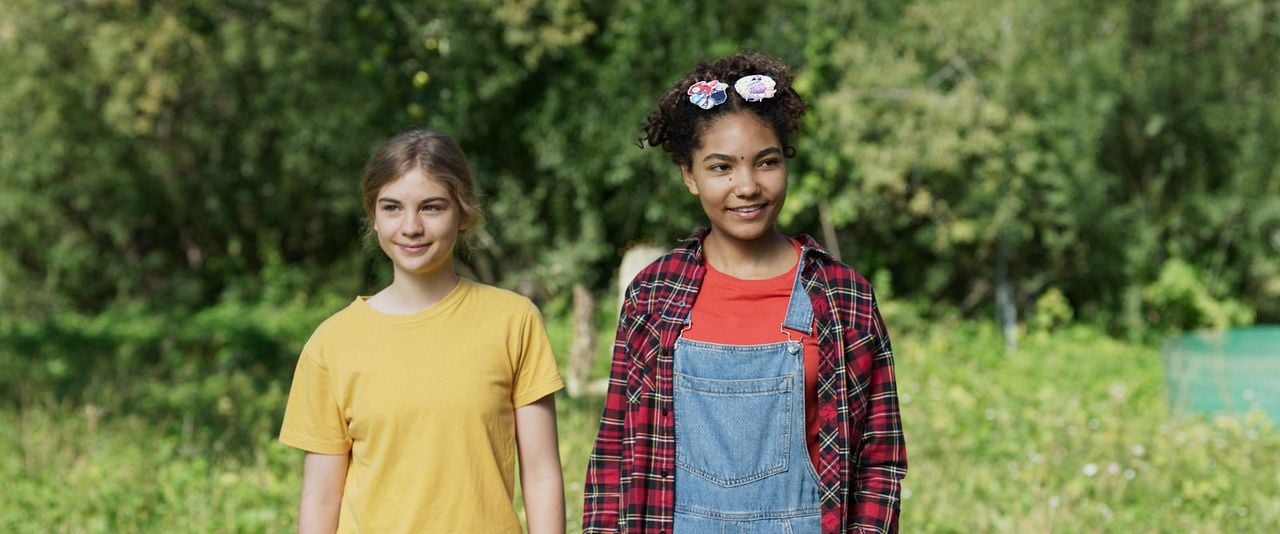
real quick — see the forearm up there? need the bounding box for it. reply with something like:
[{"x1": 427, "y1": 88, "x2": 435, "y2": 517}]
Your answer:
[
  {"x1": 583, "y1": 301, "x2": 635, "y2": 533},
  {"x1": 521, "y1": 467, "x2": 566, "y2": 533},
  {"x1": 850, "y1": 465, "x2": 904, "y2": 533},
  {"x1": 582, "y1": 358, "x2": 626, "y2": 526},
  {"x1": 848, "y1": 304, "x2": 906, "y2": 532},
  {"x1": 299, "y1": 452, "x2": 348, "y2": 534},
  {"x1": 515, "y1": 395, "x2": 566, "y2": 533},
  {"x1": 844, "y1": 332, "x2": 906, "y2": 527},
  {"x1": 582, "y1": 400, "x2": 624, "y2": 532},
  {"x1": 299, "y1": 491, "x2": 342, "y2": 534},
  {"x1": 849, "y1": 389, "x2": 906, "y2": 531}
]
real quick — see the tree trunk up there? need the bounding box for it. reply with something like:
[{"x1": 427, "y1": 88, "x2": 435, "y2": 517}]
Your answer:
[
  {"x1": 996, "y1": 237, "x2": 1018, "y2": 351},
  {"x1": 818, "y1": 198, "x2": 843, "y2": 261},
  {"x1": 566, "y1": 283, "x2": 597, "y2": 398}
]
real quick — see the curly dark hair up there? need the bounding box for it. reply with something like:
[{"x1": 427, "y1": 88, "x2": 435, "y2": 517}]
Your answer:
[{"x1": 641, "y1": 52, "x2": 807, "y2": 168}]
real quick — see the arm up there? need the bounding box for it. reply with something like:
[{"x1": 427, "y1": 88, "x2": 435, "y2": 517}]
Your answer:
[
  {"x1": 848, "y1": 299, "x2": 907, "y2": 533},
  {"x1": 582, "y1": 294, "x2": 636, "y2": 533},
  {"x1": 299, "y1": 452, "x2": 348, "y2": 534},
  {"x1": 516, "y1": 394, "x2": 566, "y2": 534}
]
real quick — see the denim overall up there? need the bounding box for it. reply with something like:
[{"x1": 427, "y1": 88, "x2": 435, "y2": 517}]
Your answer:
[{"x1": 673, "y1": 265, "x2": 823, "y2": 533}]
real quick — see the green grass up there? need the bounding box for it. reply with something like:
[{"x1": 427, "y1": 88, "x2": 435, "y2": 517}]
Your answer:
[
  {"x1": 3, "y1": 309, "x2": 1278, "y2": 532},
  {"x1": 895, "y1": 321, "x2": 1279, "y2": 531},
  {"x1": 1, "y1": 403, "x2": 298, "y2": 532}
]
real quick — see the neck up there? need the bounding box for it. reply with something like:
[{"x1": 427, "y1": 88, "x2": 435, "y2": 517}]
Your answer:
[
  {"x1": 373, "y1": 266, "x2": 461, "y2": 315},
  {"x1": 702, "y1": 228, "x2": 795, "y2": 279}
]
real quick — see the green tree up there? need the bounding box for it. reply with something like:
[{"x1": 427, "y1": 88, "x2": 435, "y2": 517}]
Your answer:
[{"x1": 1, "y1": 0, "x2": 1275, "y2": 329}]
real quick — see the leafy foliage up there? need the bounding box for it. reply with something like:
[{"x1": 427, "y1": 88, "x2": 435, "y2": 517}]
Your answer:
[{"x1": 2, "y1": 0, "x2": 1274, "y2": 327}]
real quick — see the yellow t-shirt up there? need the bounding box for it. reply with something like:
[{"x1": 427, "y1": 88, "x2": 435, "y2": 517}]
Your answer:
[{"x1": 279, "y1": 279, "x2": 563, "y2": 533}]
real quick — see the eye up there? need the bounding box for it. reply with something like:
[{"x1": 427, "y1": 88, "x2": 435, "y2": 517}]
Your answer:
[
  {"x1": 422, "y1": 204, "x2": 445, "y2": 213},
  {"x1": 759, "y1": 158, "x2": 781, "y2": 168},
  {"x1": 380, "y1": 204, "x2": 401, "y2": 213},
  {"x1": 708, "y1": 163, "x2": 730, "y2": 173}
]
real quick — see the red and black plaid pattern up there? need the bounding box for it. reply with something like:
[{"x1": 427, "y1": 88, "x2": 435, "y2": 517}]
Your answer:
[{"x1": 583, "y1": 230, "x2": 906, "y2": 533}]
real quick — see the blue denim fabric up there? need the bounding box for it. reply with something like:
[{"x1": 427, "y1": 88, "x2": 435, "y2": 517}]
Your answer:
[{"x1": 672, "y1": 267, "x2": 821, "y2": 533}]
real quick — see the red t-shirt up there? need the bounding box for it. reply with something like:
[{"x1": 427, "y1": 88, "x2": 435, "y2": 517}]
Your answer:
[{"x1": 683, "y1": 240, "x2": 822, "y2": 472}]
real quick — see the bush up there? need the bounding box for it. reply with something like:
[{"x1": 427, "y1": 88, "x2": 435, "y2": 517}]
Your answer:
[
  {"x1": 0, "y1": 291, "x2": 348, "y2": 450},
  {"x1": 1142, "y1": 259, "x2": 1254, "y2": 332},
  {"x1": 1031, "y1": 287, "x2": 1075, "y2": 333}
]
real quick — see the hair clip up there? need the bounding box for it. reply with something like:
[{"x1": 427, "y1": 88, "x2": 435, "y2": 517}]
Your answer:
[
  {"x1": 734, "y1": 75, "x2": 777, "y2": 102},
  {"x1": 687, "y1": 80, "x2": 729, "y2": 110}
]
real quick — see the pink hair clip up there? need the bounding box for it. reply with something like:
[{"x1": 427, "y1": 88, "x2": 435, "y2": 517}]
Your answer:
[
  {"x1": 687, "y1": 80, "x2": 729, "y2": 110},
  {"x1": 734, "y1": 75, "x2": 777, "y2": 102}
]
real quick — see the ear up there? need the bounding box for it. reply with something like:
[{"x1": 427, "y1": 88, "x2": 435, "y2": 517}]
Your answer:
[{"x1": 681, "y1": 166, "x2": 699, "y2": 195}]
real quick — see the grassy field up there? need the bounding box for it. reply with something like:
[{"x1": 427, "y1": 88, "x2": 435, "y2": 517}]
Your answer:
[{"x1": 2, "y1": 306, "x2": 1278, "y2": 532}]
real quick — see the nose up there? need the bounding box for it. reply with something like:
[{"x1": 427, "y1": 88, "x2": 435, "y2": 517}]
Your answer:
[
  {"x1": 400, "y1": 212, "x2": 425, "y2": 236},
  {"x1": 732, "y1": 168, "x2": 762, "y2": 197}
]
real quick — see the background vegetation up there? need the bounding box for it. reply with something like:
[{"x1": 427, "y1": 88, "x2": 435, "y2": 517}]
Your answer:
[{"x1": 1, "y1": 0, "x2": 1277, "y2": 531}]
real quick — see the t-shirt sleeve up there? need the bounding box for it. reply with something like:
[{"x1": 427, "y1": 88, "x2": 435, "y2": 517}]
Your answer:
[
  {"x1": 511, "y1": 301, "x2": 565, "y2": 408},
  {"x1": 279, "y1": 344, "x2": 352, "y2": 455}
]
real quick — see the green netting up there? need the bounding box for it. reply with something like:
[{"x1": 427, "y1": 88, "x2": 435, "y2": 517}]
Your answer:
[{"x1": 1163, "y1": 326, "x2": 1280, "y2": 423}]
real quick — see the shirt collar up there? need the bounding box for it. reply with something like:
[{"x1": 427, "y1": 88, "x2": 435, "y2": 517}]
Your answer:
[{"x1": 678, "y1": 228, "x2": 837, "y2": 264}]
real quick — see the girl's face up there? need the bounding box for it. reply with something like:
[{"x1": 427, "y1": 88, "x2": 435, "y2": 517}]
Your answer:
[
  {"x1": 373, "y1": 168, "x2": 464, "y2": 280},
  {"x1": 681, "y1": 111, "x2": 788, "y2": 246}
]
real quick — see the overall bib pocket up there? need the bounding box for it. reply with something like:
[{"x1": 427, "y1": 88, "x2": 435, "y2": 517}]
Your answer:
[{"x1": 674, "y1": 372, "x2": 792, "y2": 487}]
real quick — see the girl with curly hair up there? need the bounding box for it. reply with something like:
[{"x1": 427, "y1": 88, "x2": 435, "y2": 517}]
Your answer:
[{"x1": 583, "y1": 52, "x2": 907, "y2": 533}]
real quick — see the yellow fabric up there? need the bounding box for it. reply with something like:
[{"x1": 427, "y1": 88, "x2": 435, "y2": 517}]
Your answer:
[{"x1": 279, "y1": 279, "x2": 563, "y2": 533}]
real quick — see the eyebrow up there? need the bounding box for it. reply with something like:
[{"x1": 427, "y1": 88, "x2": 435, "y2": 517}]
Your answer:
[
  {"x1": 377, "y1": 196, "x2": 451, "y2": 204},
  {"x1": 700, "y1": 146, "x2": 783, "y2": 163}
]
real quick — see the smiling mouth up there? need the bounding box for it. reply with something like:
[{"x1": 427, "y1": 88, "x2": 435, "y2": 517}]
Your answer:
[
  {"x1": 727, "y1": 204, "x2": 766, "y2": 213},
  {"x1": 397, "y1": 243, "x2": 430, "y2": 251}
]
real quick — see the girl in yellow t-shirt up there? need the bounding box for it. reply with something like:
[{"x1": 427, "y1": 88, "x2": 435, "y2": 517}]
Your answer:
[{"x1": 280, "y1": 128, "x2": 565, "y2": 533}]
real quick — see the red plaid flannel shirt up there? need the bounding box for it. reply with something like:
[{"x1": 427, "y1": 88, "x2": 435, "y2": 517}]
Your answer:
[{"x1": 583, "y1": 230, "x2": 907, "y2": 533}]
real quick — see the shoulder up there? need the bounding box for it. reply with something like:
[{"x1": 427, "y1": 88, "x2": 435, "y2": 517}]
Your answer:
[
  {"x1": 461, "y1": 279, "x2": 540, "y2": 318},
  {"x1": 796, "y1": 237, "x2": 882, "y2": 333},
  {"x1": 813, "y1": 257, "x2": 873, "y2": 293},
  {"x1": 811, "y1": 258, "x2": 892, "y2": 345},
  {"x1": 464, "y1": 279, "x2": 533, "y2": 305},
  {"x1": 300, "y1": 298, "x2": 367, "y2": 361},
  {"x1": 624, "y1": 242, "x2": 701, "y2": 310},
  {"x1": 630, "y1": 247, "x2": 692, "y2": 284},
  {"x1": 794, "y1": 234, "x2": 874, "y2": 293},
  {"x1": 312, "y1": 298, "x2": 368, "y2": 337}
]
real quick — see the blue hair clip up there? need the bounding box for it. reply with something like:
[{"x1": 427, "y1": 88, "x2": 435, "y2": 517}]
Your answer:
[{"x1": 687, "y1": 80, "x2": 729, "y2": 110}]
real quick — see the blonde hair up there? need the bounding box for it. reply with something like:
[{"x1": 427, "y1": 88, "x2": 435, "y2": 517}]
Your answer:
[{"x1": 360, "y1": 128, "x2": 483, "y2": 232}]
